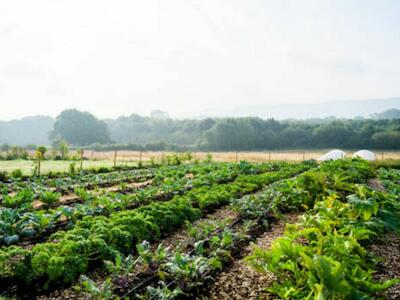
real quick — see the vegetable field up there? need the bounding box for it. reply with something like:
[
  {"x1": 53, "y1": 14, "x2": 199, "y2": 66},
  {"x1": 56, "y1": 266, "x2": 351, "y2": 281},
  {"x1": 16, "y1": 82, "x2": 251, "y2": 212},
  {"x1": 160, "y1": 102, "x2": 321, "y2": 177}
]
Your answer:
[{"x1": 0, "y1": 159, "x2": 399, "y2": 299}]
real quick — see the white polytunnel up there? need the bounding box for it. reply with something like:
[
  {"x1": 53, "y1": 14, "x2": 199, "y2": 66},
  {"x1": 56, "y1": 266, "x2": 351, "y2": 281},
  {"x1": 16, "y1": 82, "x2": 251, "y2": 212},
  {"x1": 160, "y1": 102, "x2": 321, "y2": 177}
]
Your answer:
[
  {"x1": 352, "y1": 150, "x2": 376, "y2": 161},
  {"x1": 318, "y1": 149, "x2": 346, "y2": 161}
]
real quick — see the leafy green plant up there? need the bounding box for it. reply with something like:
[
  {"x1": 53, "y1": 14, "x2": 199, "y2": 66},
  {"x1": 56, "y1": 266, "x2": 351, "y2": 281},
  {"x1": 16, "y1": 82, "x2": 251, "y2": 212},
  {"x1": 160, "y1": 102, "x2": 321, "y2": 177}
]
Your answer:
[
  {"x1": 74, "y1": 275, "x2": 116, "y2": 300},
  {"x1": 3, "y1": 189, "x2": 35, "y2": 209},
  {"x1": 137, "y1": 241, "x2": 168, "y2": 273},
  {"x1": 140, "y1": 281, "x2": 183, "y2": 300},
  {"x1": 164, "y1": 253, "x2": 209, "y2": 291},
  {"x1": 39, "y1": 191, "x2": 61, "y2": 207},
  {"x1": 10, "y1": 169, "x2": 23, "y2": 179},
  {"x1": 246, "y1": 166, "x2": 400, "y2": 300}
]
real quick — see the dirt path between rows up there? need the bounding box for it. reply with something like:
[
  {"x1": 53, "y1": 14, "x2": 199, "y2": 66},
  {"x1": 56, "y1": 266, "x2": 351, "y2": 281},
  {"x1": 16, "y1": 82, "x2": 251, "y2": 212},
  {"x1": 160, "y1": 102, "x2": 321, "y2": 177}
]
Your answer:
[
  {"x1": 368, "y1": 177, "x2": 400, "y2": 300},
  {"x1": 369, "y1": 232, "x2": 400, "y2": 300},
  {"x1": 202, "y1": 213, "x2": 299, "y2": 300}
]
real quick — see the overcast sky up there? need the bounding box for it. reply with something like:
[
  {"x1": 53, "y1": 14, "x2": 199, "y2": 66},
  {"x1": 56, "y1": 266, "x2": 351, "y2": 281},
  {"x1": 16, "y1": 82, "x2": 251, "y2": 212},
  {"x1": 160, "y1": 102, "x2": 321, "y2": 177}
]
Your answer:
[{"x1": 0, "y1": 0, "x2": 400, "y2": 120}]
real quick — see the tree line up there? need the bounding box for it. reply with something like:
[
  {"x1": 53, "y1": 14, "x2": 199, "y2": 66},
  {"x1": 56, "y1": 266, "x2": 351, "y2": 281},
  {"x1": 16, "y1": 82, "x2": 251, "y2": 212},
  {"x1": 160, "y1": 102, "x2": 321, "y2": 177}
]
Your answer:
[{"x1": 45, "y1": 109, "x2": 400, "y2": 151}]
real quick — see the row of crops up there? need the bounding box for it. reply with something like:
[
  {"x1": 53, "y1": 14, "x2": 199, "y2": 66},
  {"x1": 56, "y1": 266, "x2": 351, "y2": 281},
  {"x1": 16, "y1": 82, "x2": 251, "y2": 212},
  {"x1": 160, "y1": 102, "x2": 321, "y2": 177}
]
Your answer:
[
  {"x1": 0, "y1": 162, "x2": 277, "y2": 246},
  {"x1": 0, "y1": 159, "x2": 399, "y2": 299}
]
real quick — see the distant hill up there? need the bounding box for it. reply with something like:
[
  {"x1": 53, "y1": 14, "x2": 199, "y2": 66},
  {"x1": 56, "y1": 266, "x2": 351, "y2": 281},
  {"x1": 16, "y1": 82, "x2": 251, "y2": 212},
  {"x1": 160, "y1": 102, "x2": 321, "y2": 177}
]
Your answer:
[
  {"x1": 0, "y1": 116, "x2": 54, "y2": 146},
  {"x1": 372, "y1": 108, "x2": 400, "y2": 119},
  {"x1": 199, "y1": 98, "x2": 400, "y2": 119}
]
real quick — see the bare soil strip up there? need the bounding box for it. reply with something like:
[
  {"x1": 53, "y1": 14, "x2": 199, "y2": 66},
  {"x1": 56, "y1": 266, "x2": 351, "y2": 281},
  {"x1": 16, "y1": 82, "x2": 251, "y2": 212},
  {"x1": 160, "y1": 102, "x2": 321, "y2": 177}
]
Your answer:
[
  {"x1": 202, "y1": 213, "x2": 299, "y2": 300},
  {"x1": 369, "y1": 232, "x2": 400, "y2": 300},
  {"x1": 367, "y1": 178, "x2": 400, "y2": 300},
  {"x1": 368, "y1": 178, "x2": 387, "y2": 192}
]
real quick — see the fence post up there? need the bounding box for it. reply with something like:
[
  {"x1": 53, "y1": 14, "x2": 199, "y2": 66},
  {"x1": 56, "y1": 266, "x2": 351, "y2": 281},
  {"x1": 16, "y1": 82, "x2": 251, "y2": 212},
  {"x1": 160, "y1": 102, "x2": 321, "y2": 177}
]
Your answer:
[
  {"x1": 268, "y1": 152, "x2": 271, "y2": 161},
  {"x1": 37, "y1": 156, "x2": 41, "y2": 176},
  {"x1": 302, "y1": 152, "x2": 305, "y2": 161},
  {"x1": 235, "y1": 151, "x2": 238, "y2": 163},
  {"x1": 381, "y1": 152, "x2": 384, "y2": 161},
  {"x1": 139, "y1": 151, "x2": 142, "y2": 166},
  {"x1": 80, "y1": 149, "x2": 84, "y2": 171},
  {"x1": 113, "y1": 150, "x2": 117, "y2": 168}
]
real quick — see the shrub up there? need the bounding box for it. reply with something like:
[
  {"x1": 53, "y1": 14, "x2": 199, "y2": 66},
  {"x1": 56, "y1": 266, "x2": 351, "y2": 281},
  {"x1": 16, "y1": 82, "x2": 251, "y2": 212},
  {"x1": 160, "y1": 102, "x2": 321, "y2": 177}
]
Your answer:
[
  {"x1": 0, "y1": 171, "x2": 7, "y2": 182},
  {"x1": 69, "y1": 163, "x2": 76, "y2": 174},
  {"x1": 10, "y1": 169, "x2": 23, "y2": 178}
]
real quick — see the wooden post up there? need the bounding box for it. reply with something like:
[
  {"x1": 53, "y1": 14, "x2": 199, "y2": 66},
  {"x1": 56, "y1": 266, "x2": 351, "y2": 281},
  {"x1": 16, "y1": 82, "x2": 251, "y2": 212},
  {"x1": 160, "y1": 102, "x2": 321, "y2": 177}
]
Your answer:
[
  {"x1": 268, "y1": 152, "x2": 271, "y2": 161},
  {"x1": 113, "y1": 150, "x2": 117, "y2": 168},
  {"x1": 37, "y1": 156, "x2": 41, "y2": 176},
  {"x1": 139, "y1": 151, "x2": 142, "y2": 166},
  {"x1": 80, "y1": 149, "x2": 84, "y2": 171},
  {"x1": 302, "y1": 152, "x2": 305, "y2": 161},
  {"x1": 235, "y1": 151, "x2": 238, "y2": 163},
  {"x1": 381, "y1": 152, "x2": 384, "y2": 161}
]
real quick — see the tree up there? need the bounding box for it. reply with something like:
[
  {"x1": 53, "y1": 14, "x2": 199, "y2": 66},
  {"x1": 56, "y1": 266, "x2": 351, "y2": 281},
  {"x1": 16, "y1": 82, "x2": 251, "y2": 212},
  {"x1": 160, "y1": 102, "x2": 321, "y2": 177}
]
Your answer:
[
  {"x1": 202, "y1": 119, "x2": 257, "y2": 150},
  {"x1": 150, "y1": 110, "x2": 170, "y2": 119},
  {"x1": 52, "y1": 139, "x2": 69, "y2": 159},
  {"x1": 36, "y1": 146, "x2": 47, "y2": 158},
  {"x1": 0, "y1": 143, "x2": 10, "y2": 154},
  {"x1": 372, "y1": 131, "x2": 400, "y2": 149},
  {"x1": 372, "y1": 108, "x2": 400, "y2": 120},
  {"x1": 312, "y1": 121, "x2": 352, "y2": 148},
  {"x1": 35, "y1": 145, "x2": 47, "y2": 176},
  {"x1": 50, "y1": 109, "x2": 110, "y2": 146}
]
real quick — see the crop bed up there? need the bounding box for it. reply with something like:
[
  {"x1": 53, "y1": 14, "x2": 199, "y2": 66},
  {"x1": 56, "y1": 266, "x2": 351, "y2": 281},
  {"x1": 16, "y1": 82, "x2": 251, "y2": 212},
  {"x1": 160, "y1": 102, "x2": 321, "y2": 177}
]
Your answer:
[{"x1": 0, "y1": 159, "x2": 399, "y2": 299}]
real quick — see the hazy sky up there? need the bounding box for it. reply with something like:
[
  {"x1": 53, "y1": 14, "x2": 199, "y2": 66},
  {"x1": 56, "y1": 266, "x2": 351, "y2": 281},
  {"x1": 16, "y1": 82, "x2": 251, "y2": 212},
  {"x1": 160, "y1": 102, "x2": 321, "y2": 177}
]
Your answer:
[{"x1": 1, "y1": 0, "x2": 400, "y2": 120}]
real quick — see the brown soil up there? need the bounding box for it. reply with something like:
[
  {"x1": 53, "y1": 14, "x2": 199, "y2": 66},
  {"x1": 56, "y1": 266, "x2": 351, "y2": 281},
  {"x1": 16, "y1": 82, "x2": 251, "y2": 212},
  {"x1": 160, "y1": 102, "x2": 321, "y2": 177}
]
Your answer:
[
  {"x1": 368, "y1": 178, "x2": 387, "y2": 192},
  {"x1": 369, "y1": 232, "x2": 400, "y2": 300}
]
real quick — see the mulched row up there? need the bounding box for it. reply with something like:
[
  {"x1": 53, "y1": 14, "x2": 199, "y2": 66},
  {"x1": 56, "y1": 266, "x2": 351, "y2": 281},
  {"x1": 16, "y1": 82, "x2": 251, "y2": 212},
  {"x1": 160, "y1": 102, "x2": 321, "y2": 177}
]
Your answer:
[
  {"x1": 369, "y1": 232, "x2": 400, "y2": 300},
  {"x1": 202, "y1": 213, "x2": 299, "y2": 300}
]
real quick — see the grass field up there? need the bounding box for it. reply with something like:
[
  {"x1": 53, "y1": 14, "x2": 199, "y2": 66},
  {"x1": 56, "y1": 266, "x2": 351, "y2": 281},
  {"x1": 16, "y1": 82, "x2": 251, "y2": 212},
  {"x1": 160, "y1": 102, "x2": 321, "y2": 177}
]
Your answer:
[
  {"x1": 0, "y1": 159, "x2": 137, "y2": 175},
  {"x1": 1, "y1": 150, "x2": 400, "y2": 175},
  {"x1": 86, "y1": 150, "x2": 400, "y2": 162}
]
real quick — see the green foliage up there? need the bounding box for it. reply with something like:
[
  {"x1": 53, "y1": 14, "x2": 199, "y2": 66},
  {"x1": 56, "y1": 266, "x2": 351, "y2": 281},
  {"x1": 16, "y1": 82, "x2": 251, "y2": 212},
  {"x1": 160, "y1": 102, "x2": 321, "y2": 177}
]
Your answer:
[
  {"x1": 50, "y1": 109, "x2": 110, "y2": 146},
  {"x1": 164, "y1": 253, "x2": 209, "y2": 290},
  {"x1": 52, "y1": 139, "x2": 69, "y2": 160},
  {"x1": 3, "y1": 189, "x2": 35, "y2": 208},
  {"x1": 0, "y1": 161, "x2": 299, "y2": 286},
  {"x1": 141, "y1": 281, "x2": 183, "y2": 300},
  {"x1": 10, "y1": 169, "x2": 23, "y2": 179},
  {"x1": 137, "y1": 241, "x2": 168, "y2": 272},
  {"x1": 0, "y1": 171, "x2": 8, "y2": 182},
  {"x1": 74, "y1": 275, "x2": 116, "y2": 300},
  {"x1": 39, "y1": 191, "x2": 61, "y2": 207},
  {"x1": 246, "y1": 162, "x2": 400, "y2": 299},
  {"x1": 69, "y1": 162, "x2": 76, "y2": 174},
  {"x1": 35, "y1": 146, "x2": 47, "y2": 159}
]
